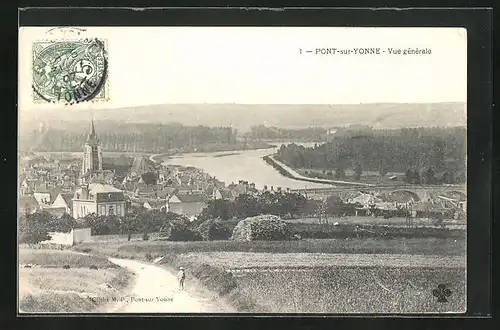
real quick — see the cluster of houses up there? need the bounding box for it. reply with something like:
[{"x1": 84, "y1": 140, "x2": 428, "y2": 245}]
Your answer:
[
  {"x1": 19, "y1": 120, "x2": 467, "y2": 223},
  {"x1": 342, "y1": 189, "x2": 467, "y2": 219},
  {"x1": 18, "y1": 120, "x2": 264, "y2": 221}
]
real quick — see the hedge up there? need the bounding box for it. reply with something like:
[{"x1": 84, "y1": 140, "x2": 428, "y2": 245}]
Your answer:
[{"x1": 231, "y1": 215, "x2": 292, "y2": 241}]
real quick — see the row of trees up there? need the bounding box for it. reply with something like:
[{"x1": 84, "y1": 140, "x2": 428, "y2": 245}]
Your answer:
[
  {"x1": 244, "y1": 125, "x2": 328, "y2": 141},
  {"x1": 403, "y1": 168, "x2": 466, "y2": 184},
  {"x1": 199, "y1": 191, "x2": 359, "y2": 221},
  {"x1": 18, "y1": 206, "x2": 188, "y2": 244},
  {"x1": 28, "y1": 123, "x2": 238, "y2": 153},
  {"x1": 276, "y1": 127, "x2": 466, "y2": 175},
  {"x1": 19, "y1": 192, "x2": 454, "y2": 245}
]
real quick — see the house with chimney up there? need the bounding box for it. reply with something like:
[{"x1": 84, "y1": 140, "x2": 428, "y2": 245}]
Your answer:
[
  {"x1": 225, "y1": 180, "x2": 259, "y2": 199},
  {"x1": 72, "y1": 184, "x2": 126, "y2": 219}
]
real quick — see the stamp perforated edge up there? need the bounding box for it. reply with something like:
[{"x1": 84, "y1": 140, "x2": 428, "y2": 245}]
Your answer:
[{"x1": 31, "y1": 37, "x2": 110, "y2": 104}]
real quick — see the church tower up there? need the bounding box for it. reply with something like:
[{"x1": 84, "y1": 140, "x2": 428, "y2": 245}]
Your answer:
[{"x1": 81, "y1": 119, "x2": 103, "y2": 178}]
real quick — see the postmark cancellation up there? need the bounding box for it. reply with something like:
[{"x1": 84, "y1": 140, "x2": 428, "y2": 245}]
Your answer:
[{"x1": 31, "y1": 38, "x2": 109, "y2": 104}]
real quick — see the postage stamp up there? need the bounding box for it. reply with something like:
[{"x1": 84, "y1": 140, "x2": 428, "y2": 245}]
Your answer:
[{"x1": 31, "y1": 38, "x2": 108, "y2": 104}]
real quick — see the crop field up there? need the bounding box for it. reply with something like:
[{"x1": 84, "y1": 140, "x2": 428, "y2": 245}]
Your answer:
[
  {"x1": 18, "y1": 249, "x2": 131, "y2": 313},
  {"x1": 180, "y1": 252, "x2": 465, "y2": 270},
  {"x1": 175, "y1": 252, "x2": 466, "y2": 313},
  {"x1": 72, "y1": 236, "x2": 466, "y2": 313},
  {"x1": 234, "y1": 266, "x2": 466, "y2": 313},
  {"x1": 75, "y1": 237, "x2": 465, "y2": 257}
]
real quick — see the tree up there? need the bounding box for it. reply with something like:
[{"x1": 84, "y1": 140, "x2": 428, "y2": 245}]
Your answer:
[
  {"x1": 378, "y1": 159, "x2": 389, "y2": 177},
  {"x1": 274, "y1": 127, "x2": 466, "y2": 176},
  {"x1": 455, "y1": 171, "x2": 466, "y2": 184},
  {"x1": 412, "y1": 170, "x2": 421, "y2": 184},
  {"x1": 404, "y1": 169, "x2": 413, "y2": 183},
  {"x1": 158, "y1": 221, "x2": 201, "y2": 241},
  {"x1": 423, "y1": 167, "x2": 437, "y2": 185},
  {"x1": 234, "y1": 194, "x2": 259, "y2": 218},
  {"x1": 196, "y1": 219, "x2": 232, "y2": 241},
  {"x1": 81, "y1": 213, "x2": 115, "y2": 235},
  {"x1": 132, "y1": 209, "x2": 163, "y2": 240},
  {"x1": 200, "y1": 199, "x2": 234, "y2": 221},
  {"x1": 441, "y1": 171, "x2": 455, "y2": 184},
  {"x1": 19, "y1": 211, "x2": 52, "y2": 245},
  {"x1": 120, "y1": 213, "x2": 139, "y2": 241},
  {"x1": 431, "y1": 139, "x2": 446, "y2": 171},
  {"x1": 50, "y1": 213, "x2": 79, "y2": 233},
  {"x1": 334, "y1": 166, "x2": 346, "y2": 179},
  {"x1": 353, "y1": 161, "x2": 362, "y2": 181},
  {"x1": 325, "y1": 195, "x2": 344, "y2": 216}
]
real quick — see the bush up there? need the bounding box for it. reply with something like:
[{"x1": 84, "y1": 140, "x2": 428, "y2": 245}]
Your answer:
[
  {"x1": 196, "y1": 219, "x2": 232, "y2": 241},
  {"x1": 18, "y1": 212, "x2": 51, "y2": 245},
  {"x1": 231, "y1": 215, "x2": 292, "y2": 241},
  {"x1": 157, "y1": 221, "x2": 202, "y2": 241}
]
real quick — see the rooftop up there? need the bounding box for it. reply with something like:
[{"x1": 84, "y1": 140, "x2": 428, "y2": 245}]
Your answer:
[
  {"x1": 60, "y1": 193, "x2": 74, "y2": 205},
  {"x1": 170, "y1": 193, "x2": 209, "y2": 203},
  {"x1": 77, "y1": 183, "x2": 122, "y2": 194}
]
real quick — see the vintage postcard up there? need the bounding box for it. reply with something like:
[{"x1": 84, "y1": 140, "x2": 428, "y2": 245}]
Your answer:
[{"x1": 18, "y1": 26, "x2": 467, "y2": 314}]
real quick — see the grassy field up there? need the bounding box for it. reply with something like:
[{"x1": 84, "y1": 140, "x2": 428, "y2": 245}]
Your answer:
[
  {"x1": 73, "y1": 237, "x2": 465, "y2": 257},
  {"x1": 70, "y1": 237, "x2": 465, "y2": 313},
  {"x1": 234, "y1": 266, "x2": 466, "y2": 313},
  {"x1": 19, "y1": 249, "x2": 119, "y2": 269},
  {"x1": 153, "y1": 250, "x2": 466, "y2": 313},
  {"x1": 18, "y1": 249, "x2": 132, "y2": 313},
  {"x1": 169, "y1": 251, "x2": 465, "y2": 313},
  {"x1": 179, "y1": 252, "x2": 465, "y2": 269}
]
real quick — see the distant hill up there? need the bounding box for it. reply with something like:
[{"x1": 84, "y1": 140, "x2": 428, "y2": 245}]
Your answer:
[{"x1": 19, "y1": 102, "x2": 466, "y2": 134}]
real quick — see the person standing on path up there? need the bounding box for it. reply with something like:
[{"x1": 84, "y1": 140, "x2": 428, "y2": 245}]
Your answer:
[{"x1": 177, "y1": 267, "x2": 186, "y2": 291}]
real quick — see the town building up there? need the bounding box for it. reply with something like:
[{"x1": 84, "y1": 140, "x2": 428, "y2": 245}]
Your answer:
[
  {"x1": 166, "y1": 193, "x2": 209, "y2": 217},
  {"x1": 72, "y1": 183, "x2": 126, "y2": 219},
  {"x1": 51, "y1": 192, "x2": 74, "y2": 215},
  {"x1": 143, "y1": 199, "x2": 167, "y2": 211}
]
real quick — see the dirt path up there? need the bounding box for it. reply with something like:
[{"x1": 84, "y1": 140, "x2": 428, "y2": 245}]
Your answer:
[{"x1": 104, "y1": 258, "x2": 236, "y2": 313}]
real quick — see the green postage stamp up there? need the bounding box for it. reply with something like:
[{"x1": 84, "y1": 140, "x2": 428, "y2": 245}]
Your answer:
[{"x1": 32, "y1": 38, "x2": 108, "y2": 104}]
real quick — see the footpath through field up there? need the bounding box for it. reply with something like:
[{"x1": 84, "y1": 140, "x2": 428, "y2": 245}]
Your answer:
[{"x1": 105, "y1": 258, "x2": 235, "y2": 313}]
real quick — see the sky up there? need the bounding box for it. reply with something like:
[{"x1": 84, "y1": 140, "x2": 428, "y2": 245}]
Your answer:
[{"x1": 19, "y1": 26, "x2": 467, "y2": 113}]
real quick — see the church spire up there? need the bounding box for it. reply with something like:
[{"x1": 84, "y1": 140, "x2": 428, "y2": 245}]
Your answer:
[
  {"x1": 86, "y1": 119, "x2": 99, "y2": 145},
  {"x1": 91, "y1": 119, "x2": 96, "y2": 137}
]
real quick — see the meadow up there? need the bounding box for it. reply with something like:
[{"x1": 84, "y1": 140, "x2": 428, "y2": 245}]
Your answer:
[
  {"x1": 172, "y1": 251, "x2": 465, "y2": 313},
  {"x1": 74, "y1": 237, "x2": 466, "y2": 257},
  {"x1": 19, "y1": 249, "x2": 119, "y2": 269},
  {"x1": 153, "y1": 250, "x2": 465, "y2": 313},
  {"x1": 233, "y1": 266, "x2": 466, "y2": 313},
  {"x1": 179, "y1": 251, "x2": 465, "y2": 269},
  {"x1": 18, "y1": 249, "x2": 132, "y2": 313}
]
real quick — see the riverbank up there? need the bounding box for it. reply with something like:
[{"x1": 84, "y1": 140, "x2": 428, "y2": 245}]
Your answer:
[
  {"x1": 263, "y1": 154, "x2": 375, "y2": 187},
  {"x1": 150, "y1": 142, "x2": 275, "y2": 164}
]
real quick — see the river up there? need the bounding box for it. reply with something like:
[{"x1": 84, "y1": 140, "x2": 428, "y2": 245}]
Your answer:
[{"x1": 162, "y1": 142, "x2": 336, "y2": 190}]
